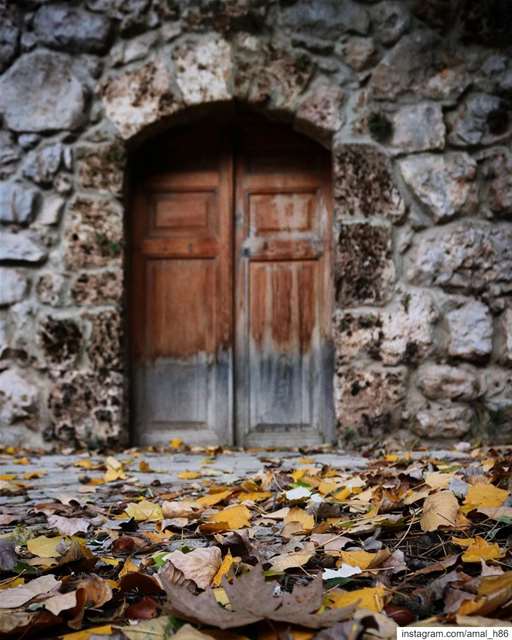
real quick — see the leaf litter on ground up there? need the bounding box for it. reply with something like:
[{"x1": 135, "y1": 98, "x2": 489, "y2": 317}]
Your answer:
[{"x1": 0, "y1": 443, "x2": 511, "y2": 638}]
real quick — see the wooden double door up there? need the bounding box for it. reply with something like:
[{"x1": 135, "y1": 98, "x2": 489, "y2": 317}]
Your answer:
[{"x1": 130, "y1": 115, "x2": 334, "y2": 446}]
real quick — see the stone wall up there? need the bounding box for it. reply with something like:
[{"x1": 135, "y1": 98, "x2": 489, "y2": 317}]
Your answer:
[{"x1": 1, "y1": 0, "x2": 511, "y2": 448}]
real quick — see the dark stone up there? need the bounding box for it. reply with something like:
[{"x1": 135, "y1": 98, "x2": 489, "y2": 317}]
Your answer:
[
  {"x1": 39, "y1": 317, "x2": 82, "y2": 367},
  {"x1": 281, "y1": 0, "x2": 370, "y2": 40},
  {"x1": 33, "y1": 3, "x2": 113, "y2": 54},
  {"x1": 335, "y1": 223, "x2": 395, "y2": 306}
]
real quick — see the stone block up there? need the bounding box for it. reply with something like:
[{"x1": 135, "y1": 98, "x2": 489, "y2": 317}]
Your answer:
[
  {"x1": 39, "y1": 316, "x2": 83, "y2": 368},
  {"x1": 77, "y1": 142, "x2": 124, "y2": 195},
  {"x1": 0, "y1": 369, "x2": 38, "y2": 424},
  {"x1": 412, "y1": 403, "x2": 473, "y2": 439},
  {"x1": 0, "y1": 232, "x2": 47, "y2": 264},
  {"x1": 335, "y1": 365, "x2": 407, "y2": 435},
  {"x1": 390, "y1": 103, "x2": 445, "y2": 152},
  {"x1": 295, "y1": 83, "x2": 344, "y2": 143},
  {"x1": 33, "y1": 3, "x2": 112, "y2": 53},
  {"x1": 334, "y1": 145, "x2": 404, "y2": 220},
  {"x1": 408, "y1": 223, "x2": 512, "y2": 309},
  {"x1": 281, "y1": 0, "x2": 370, "y2": 39},
  {"x1": 446, "y1": 299, "x2": 493, "y2": 362},
  {"x1": 447, "y1": 93, "x2": 511, "y2": 147},
  {"x1": 23, "y1": 143, "x2": 63, "y2": 186},
  {"x1": 173, "y1": 37, "x2": 232, "y2": 106},
  {"x1": 372, "y1": 2, "x2": 410, "y2": 45},
  {"x1": 0, "y1": 183, "x2": 40, "y2": 225},
  {"x1": 0, "y1": 51, "x2": 87, "y2": 132},
  {"x1": 333, "y1": 309, "x2": 383, "y2": 365},
  {"x1": 48, "y1": 369, "x2": 124, "y2": 447},
  {"x1": 71, "y1": 271, "x2": 122, "y2": 306},
  {"x1": 64, "y1": 197, "x2": 123, "y2": 270},
  {"x1": 416, "y1": 364, "x2": 480, "y2": 401},
  {"x1": 86, "y1": 310, "x2": 123, "y2": 372},
  {"x1": 101, "y1": 57, "x2": 182, "y2": 140},
  {"x1": 0, "y1": 269, "x2": 27, "y2": 307},
  {"x1": 399, "y1": 152, "x2": 477, "y2": 223},
  {"x1": 335, "y1": 223, "x2": 395, "y2": 306}
]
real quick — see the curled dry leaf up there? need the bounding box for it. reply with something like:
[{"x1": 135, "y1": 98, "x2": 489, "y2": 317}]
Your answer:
[
  {"x1": 0, "y1": 574, "x2": 61, "y2": 608},
  {"x1": 47, "y1": 514, "x2": 90, "y2": 536},
  {"x1": 163, "y1": 547, "x2": 222, "y2": 589},
  {"x1": 420, "y1": 491, "x2": 459, "y2": 532}
]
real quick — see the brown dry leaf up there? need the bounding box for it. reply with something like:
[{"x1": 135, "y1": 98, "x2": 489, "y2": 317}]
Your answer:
[
  {"x1": 424, "y1": 472, "x2": 454, "y2": 490},
  {"x1": 161, "y1": 563, "x2": 354, "y2": 629},
  {"x1": 269, "y1": 542, "x2": 315, "y2": 572},
  {"x1": 458, "y1": 572, "x2": 512, "y2": 616},
  {"x1": 284, "y1": 507, "x2": 314, "y2": 532},
  {"x1": 126, "y1": 595, "x2": 160, "y2": 620},
  {"x1": 41, "y1": 589, "x2": 77, "y2": 615},
  {"x1": 47, "y1": 514, "x2": 90, "y2": 536},
  {"x1": 164, "y1": 547, "x2": 222, "y2": 589},
  {"x1": 420, "y1": 490, "x2": 459, "y2": 531},
  {"x1": 76, "y1": 575, "x2": 113, "y2": 608},
  {"x1": 208, "y1": 505, "x2": 251, "y2": 530},
  {"x1": 0, "y1": 574, "x2": 61, "y2": 608}
]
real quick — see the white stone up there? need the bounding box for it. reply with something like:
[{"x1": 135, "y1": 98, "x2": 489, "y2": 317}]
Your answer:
[
  {"x1": 38, "y1": 195, "x2": 65, "y2": 226},
  {"x1": 0, "y1": 269, "x2": 27, "y2": 307},
  {"x1": 101, "y1": 57, "x2": 182, "y2": 140},
  {"x1": 381, "y1": 290, "x2": 439, "y2": 365},
  {"x1": 413, "y1": 403, "x2": 473, "y2": 439},
  {"x1": 0, "y1": 232, "x2": 47, "y2": 263},
  {"x1": 417, "y1": 364, "x2": 480, "y2": 401},
  {"x1": 0, "y1": 369, "x2": 38, "y2": 423},
  {"x1": 399, "y1": 152, "x2": 477, "y2": 223},
  {"x1": 391, "y1": 103, "x2": 445, "y2": 152},
  {"x1": 0, "y1": 51, "x2": 86, "y2": 132},
  {"x1": 447, "y1": 299, "x2": 493, "y2": 362},
  {"x1": 174, "y1": 37, "x2": 232, "y2": 106}
]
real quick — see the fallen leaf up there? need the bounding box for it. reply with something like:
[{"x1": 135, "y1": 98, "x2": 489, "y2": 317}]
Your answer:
[
  {"x1": 0, "y1": 539, "x2": 17, "y2": 571},
  {"x1": 322, "y1": 566, "x2": 362, "y2": 580},
  {"x1": 424, "y1": 472, "x2": 454, "y2": 490},
  {"x1": 0, "y1": 574, "x2": 61, "y2": 608},
  {"x1": 284, "y1": 507, "x2": 314, "y2": 532},
  {"x1": 238, "y1": 491, "x2": 272, "y2": 502},
  {"x1": 269, "y1": 543, "x2": 314, "y2": 572},
  {"x1": 161, "y1": 563, "x2": 354, "y2": 629},
  {"x1": 338, "y1": 549, "x2": 391, "y2": 570},
  {"x1": 47, "y1": 514, "x2": 90, "y2": 536},
  {"x1": 126, "y1": 595, "x2": 159, "y2": 620},
  {"x1": 27, "y1": 535, "x2": 64, "y2": 558},
  {"x1": 328, "y1": 586, "x2": 387, "y2": 613},
  {"x1": 178, "y1": 471, "x2": 201, "y2": 480},
  {"x1": 213, "y1": 551, "x2": 235, "y2": 587},
  {"x1": 420, "y1": 491, "x2": 459, "y2": 531},
  {"x1": 458, "y1": 572, "x2": 512, "y2": 616},
  {"x1": 42, "y1": 590, "x2": 77, "y2": 615},
  {"x1": 163, "y1": 547, "x2": 222, "y2": 589},
  {"x1": 464, "y1": 483, "x2": 508, "y2": 511},
  {"x1": 60, "y1": 624, "x2": 113, "y2": 639},
  {"x1": 104, "y1": 455, "x2": 126, "y2": 482},
  {"x1": 208, "y1": 505, "x2": 251, "y2": 530},
  {"x1": 116, "y1": 616, "x2": 178, "y2": 640},
  {"x1": 286, "y1": 487, "x2": 312, "y2": 501},
  {"x1": 125, "y1": 499, "x2": 163, "y2": 522},
  {"x1": 452, "y1": 536, "x2": 504, "y2": 563}
]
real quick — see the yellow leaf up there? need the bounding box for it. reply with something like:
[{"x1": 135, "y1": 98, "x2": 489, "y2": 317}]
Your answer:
[
  {"x1": 125, "y1": 499, "x2": 163, "y2": 522},
  {"x1": 60, "y1": 624, "x2": 112, "y2": 639},
  {"x1": 318, "y1": 480, "x2": 340, "y2": 495},
  {"x1": 75, "y1": 459, "x2": 96, "y2": 469},
  {"x1": 100, "y1": 557, "x2": 120, "y2": 567},
  {"x1": 0, "y1": 577, "x2": 24, "y2": 590},
  {"x1": 27, "y1": 535, "x2": 64, "y2": 558},
  {"x1": 420, "y1": 490, "x2": 459, "y2": 531},
  {"x1": 104, "y1": 456, "x2": 126, "y2": 482},
  {"x1": 196, "y1": 490, "x2": 233, "y2": 507},
  {"x1": 208, "y1": 505, "x2": 251, "y2": 530},
  {"x1": 284, "y1": 507, "x2": 314, "y2": 532},
  {"x1": 458, "y1": 572, "x2": 512, "y2": 616},
  {"x1": 385, "y1": 454, "x2": 399, "y2": 463},
  {"x1": 333, "y1": 487, "x2": 352, "y2": 502},
  {"x1": 23, "y1": 471, "x2": 46, "y2": 480},
  {"x1": 212, "y1": 551, "x2": 235, "y2": 586},
  {"x1": 464, "y1": 483, "x2": 508, "y2": 511},
  {"x1": 291, "y1": 469, "x2": 307, "y2": 482},
  {"x1": 424, "y1": 472, "x2": 454, "y2": 490},
  {"x1": 238, "y1": 491, "x2": 272, "y2": 502},
  {"x1": 169, "y1": 438, "x2": 183, "y2": 449},
  {"x1": 0, "y1": 474, "x2": 16, "y2": 481},
  {"x1": 138, "y1": 460, "x2": 152, "y2": 472},
  {"x1": 452, "y1": 536, "x2": 504, "y2": 563},
  {"x1": 213, "y1": 587, "x2": 230, "y2": 606},
  {"x1": 329, "y1": 586, "x2": 387, "y2": 612},
  {"x1": 269, "y1": 544, "x2": 314, "y2": 572},
  {"x1": 178, "y1": 471, "x2": 201, "y2": 480},
  {"x1": 119, "y1": 557, "x2": 139, "y2": 577},
  {"x1": 337, "y1": 549, "x2": 391, "y2": 570}
]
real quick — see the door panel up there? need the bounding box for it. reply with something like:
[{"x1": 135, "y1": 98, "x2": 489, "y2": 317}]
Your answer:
[
  {"x1": 130, "y1": 116, "x2": 333, "y2": 446},
  {"x1": 235, "y1": 123, "x2": 334, "y2": 446},
  {"x1": 131, "y1": 129, "x2": 232, "y2": 446}
]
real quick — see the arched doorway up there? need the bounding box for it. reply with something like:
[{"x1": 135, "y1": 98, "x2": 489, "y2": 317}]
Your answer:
[{"x1": 129, "y1": 110, "x2": 334, "y2": 446}]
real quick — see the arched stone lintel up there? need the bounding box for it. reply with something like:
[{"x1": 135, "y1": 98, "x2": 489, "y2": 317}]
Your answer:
[{"x1": 99, "y1": 36, "x2": 345, "y2": 151}]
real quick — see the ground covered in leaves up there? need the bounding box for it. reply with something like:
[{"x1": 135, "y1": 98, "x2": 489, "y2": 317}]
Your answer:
[{"x1": 1, "y1": 443, "x2": 512, "y2": 639}]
